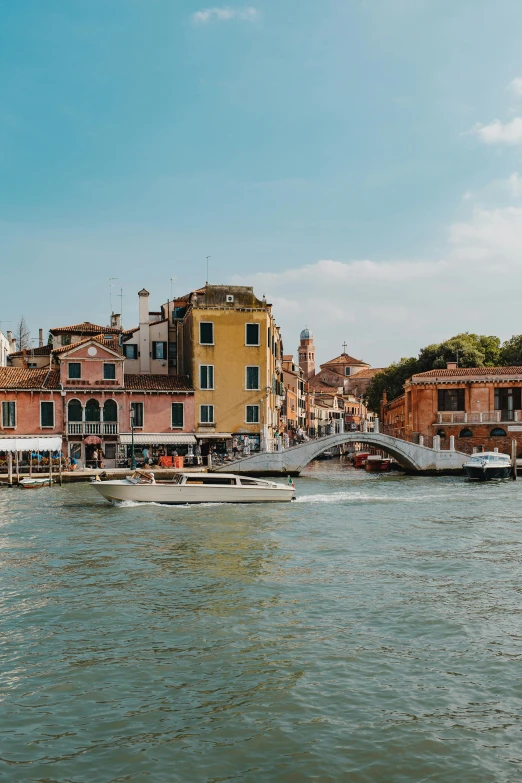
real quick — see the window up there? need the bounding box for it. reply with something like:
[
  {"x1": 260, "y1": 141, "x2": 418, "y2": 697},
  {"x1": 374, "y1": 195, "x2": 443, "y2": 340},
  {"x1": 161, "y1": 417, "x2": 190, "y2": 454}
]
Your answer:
[
  {"x1": 1, "y1": 401, "x2": 15, "y2": 428},
  {"x1": 168, "y1": 342, "x2": 177, "y2": 367},
  {"x1": 68, "y1": 399, "x2": 82, "y2": 422},
  {"x1": 103, "y1": 400, "x2": 118, "y2": 422},
  {"x1": 436, "y1": 428, "x2": 446, "y2": 438},
  {"x1": 130, "y1": 402, "x2": 144, "y2": 428},
  {"x1": 494, "y1": 387, "x2": 521, "y2": 420},
  {"x1": 123, "y1": 344, "x2": 138, "y2": 359},
  {"x1": 61, "y1": 334, "x2": 71, "y2": 346},
  {"x1": 104, "y1": 444, "x2": 116, "y2": 460},
  {"x1": 68, "y1": 362, "x2": 81, "y2": 379},
  {"x1": 491, "y1": 427, "x2": 507, "y2": 437},
  {"x1": 459, "y1": 428, "x2": 473, "y2": 438},
  {"x1": 41, "y1": 401, "x2": 54, "y2": 428},
  {"x1": 345, "y1": 367, "x2": 351, "y2": 376},
  {"x1": 200, "y1": 322, "x2": 214, "y2": 345},
  {"x1": 200, "y1": 404, "x2": 214, "y2": 424},
  {"x1": 85, "y1": 399, "x2": 100, "y2": 422},
  {"x1": 200, "y1": 365, "x2": 214, "y2": 389},
  {"x1": 437, "y1": 389, "x2": 465, "y2": 411},
  {"x1": 246, "y1": 323, "x2": 260, "y2": 346},
  {"x1": 171, "y1": 403, "x2": 184, "y2": 428},
  {"x1": 246, "y1": 405, "x2": 260, "y2": 423},
  {"x1": 103, "y1": 363, "x2": 116, "y2": 380},
  {"x1": 246, "y1": 366, "x2": 260, "y2": 390},
  {"x1": 152, "y1": 341, "x2": 167, "y2": 360}
]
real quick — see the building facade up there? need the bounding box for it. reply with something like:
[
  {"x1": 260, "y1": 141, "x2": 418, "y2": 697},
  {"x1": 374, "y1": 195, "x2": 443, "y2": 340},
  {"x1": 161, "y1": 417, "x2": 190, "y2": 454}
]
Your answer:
[{"x1": 382, "y1": 363, "x2": 522, "y2": 455}]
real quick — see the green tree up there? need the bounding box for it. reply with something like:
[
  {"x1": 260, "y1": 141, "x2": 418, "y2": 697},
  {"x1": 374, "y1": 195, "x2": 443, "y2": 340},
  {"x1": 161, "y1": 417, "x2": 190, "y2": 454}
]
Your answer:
[
  {"x1": 500, "y1": 335, "x2": 522, "y2": 365},
  {"x1": 364, "y1": 332, "x2": 502, "y2": 412}
]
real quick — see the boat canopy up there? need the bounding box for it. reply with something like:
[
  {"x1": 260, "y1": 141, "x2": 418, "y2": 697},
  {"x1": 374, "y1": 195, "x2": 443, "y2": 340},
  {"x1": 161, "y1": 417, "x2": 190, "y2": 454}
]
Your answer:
[{"x1": 0, "y1": 437, "x2": 62, "y2": 453}]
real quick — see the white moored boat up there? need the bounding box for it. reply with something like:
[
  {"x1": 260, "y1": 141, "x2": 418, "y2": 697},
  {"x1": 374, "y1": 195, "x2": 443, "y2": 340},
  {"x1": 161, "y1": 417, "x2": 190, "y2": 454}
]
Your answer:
[
  {"x1": 463, "y1": 452, "x2": 512, "y2": 481},
  {"x1": 92, "y1": 471, "x2": 296, "y2": 504}
]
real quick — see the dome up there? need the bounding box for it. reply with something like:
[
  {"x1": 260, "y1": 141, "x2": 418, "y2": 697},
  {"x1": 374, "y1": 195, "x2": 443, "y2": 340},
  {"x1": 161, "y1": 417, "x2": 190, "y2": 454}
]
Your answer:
[{"x1": 300, "y1": 327, "x2": 313, "y2": 340}]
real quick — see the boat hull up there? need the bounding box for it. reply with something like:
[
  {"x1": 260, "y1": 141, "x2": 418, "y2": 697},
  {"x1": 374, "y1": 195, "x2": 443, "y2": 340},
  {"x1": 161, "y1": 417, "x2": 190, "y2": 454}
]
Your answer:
[
  {"x1": 19, "y1": 478, "x2": 52, "y2": 489},
  {"x1": 464, "y1": 466, "x2": 511, "y2": 481},
  {"x1": 92, "y1": 479, "x2": 296, "y2": 504},
  {"x1": 365, "y1": 459, "x2": 391, "y2": 472}
]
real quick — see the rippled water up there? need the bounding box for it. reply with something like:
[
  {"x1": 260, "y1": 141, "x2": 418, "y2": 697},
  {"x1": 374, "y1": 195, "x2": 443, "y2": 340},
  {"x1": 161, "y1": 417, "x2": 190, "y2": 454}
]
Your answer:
[{"x1": 1, "y1": 462, "x2": 522, "y2": 782}]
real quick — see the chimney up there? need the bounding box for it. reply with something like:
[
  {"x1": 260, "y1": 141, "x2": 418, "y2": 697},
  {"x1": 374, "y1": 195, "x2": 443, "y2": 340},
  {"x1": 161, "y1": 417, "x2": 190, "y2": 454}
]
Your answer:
[
  {"x1": 39, "y1": 328, "x2": 43, "y2": 347},
  {"x1": 138, "y1": 289, "x2": 151, "y2": 374},
  {"x1": 446, "y1": 362, "x2": 458, "y2": 370},
  {"x1": 111, "y1": 313, "x2": 121, "y2": 328}
]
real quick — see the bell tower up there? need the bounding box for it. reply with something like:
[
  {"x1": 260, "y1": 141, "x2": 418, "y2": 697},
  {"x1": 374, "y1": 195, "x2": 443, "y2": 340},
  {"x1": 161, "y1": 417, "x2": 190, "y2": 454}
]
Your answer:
[{"x1": 298, "y1": 327, "x2": 316, "y2": 380}]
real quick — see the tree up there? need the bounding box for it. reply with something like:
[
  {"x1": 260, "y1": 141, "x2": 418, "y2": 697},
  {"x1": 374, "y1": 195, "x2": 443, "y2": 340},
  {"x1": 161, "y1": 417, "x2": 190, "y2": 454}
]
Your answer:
[
  {"x1": 500, "y1": 335, "x2": 522, "y2": 365},
  {"x1": 17, "y1": 315, "x2": 31, "y2": 351},
  {"x1": 364, "y1": 332, "x2": 502, "y2": 412}
]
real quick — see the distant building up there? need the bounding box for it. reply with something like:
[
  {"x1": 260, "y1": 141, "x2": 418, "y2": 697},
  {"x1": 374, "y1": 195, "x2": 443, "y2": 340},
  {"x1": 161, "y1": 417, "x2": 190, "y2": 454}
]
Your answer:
[{"x1": 0, "y1": 331, "x2": 13, "y2": 367}]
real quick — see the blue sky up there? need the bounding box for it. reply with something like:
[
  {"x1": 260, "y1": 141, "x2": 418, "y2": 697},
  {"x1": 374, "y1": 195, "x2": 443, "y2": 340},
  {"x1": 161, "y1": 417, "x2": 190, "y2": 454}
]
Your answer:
[{"x1": 2, "y1": 0, "x2": 522, "y2": 365}]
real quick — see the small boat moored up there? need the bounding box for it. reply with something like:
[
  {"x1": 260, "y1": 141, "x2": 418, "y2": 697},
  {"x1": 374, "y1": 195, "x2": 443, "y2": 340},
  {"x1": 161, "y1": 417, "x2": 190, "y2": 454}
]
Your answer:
[
  {"x1": 92, "y1": 470, "x2": 297, "y2": 504},
  {"x1": 365, "y1": 455, "x2": 392, "y2": 472},
  {"x1": 19, "y1": 477, "x2": 53, "y2": 489},
  {"x1": 463, "y1": 452, "x2": 512, "y2": 481}
]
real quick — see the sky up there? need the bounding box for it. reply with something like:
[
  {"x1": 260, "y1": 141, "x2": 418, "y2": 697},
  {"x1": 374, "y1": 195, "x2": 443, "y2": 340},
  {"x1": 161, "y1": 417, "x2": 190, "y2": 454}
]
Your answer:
[{"x1": 2, "y1": 0, "x2": 522, "y2": 366}]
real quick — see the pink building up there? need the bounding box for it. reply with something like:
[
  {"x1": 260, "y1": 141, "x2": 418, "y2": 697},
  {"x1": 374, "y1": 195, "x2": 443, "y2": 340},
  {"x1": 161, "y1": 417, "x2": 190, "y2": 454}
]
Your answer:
[{"x1": 0, "y1": 334, "x2": 195, "y2": 468}]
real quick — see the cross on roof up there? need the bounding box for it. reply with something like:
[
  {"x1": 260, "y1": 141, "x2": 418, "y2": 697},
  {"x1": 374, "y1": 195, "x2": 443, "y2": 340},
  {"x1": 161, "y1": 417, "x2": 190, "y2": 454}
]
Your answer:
[{"x1": 342, "y1": 342, "x2": 347, "y2": 353}]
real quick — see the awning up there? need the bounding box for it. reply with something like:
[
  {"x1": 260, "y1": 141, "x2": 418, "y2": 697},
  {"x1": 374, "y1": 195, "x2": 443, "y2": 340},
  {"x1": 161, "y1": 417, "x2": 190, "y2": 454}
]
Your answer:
[
  {"x1": 0, "y1": 437, "x2": 63, "y2": 453},
  {"x1": 196, "y1": 433, "x2": 232, "y2": 439},
  {"x1": 119, "y1": 433, "x2": 196, "y2": 445},
  {"x1": 84, "y1": 435, "x2": 102, "y2": 445}
]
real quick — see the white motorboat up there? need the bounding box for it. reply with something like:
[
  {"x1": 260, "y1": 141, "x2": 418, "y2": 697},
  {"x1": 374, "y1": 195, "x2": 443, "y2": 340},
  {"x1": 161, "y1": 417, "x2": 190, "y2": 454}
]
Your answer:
[
  {"x1": 92, "y1": 471, "x2": 296, "y2": 504},
  {"x1": 463, "y1": 452, "x2": 512, "y2": 481},
  {"x1": 19, "y1": 477, "x2": 52, "y2": 489}
]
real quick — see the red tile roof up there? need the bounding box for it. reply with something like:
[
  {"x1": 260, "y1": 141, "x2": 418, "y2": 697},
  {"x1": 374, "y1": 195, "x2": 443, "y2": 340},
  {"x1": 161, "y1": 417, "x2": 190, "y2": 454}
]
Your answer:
[
  {"x1": 0, "y1": 368, "x2": 60, "y2": 389},
  {"x1": 412, "y1": 366, "x2": 522, "y2": 380},
  {"x1": 322, "y1": 352, "x2": 368, "y2": 367},
  {"x1": 52, "y1": 336, "x2": 123, "y2": 356},
  {"x1": 124, "y1": 374, "x2": 193, "y2": 392},
  {"x1": 350, "y1": 367, "x2": 384, "y2": 379},
  {"x1": 8, "y1": 344, "x2": 52, "y2": 358},
  {"x1": 50, "y1": 322, "x2": 122, "y2": 335}
]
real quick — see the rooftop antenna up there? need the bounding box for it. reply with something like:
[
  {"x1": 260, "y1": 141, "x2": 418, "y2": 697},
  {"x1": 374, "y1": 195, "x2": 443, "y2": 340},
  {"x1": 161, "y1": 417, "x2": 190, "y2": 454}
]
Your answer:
[
  {"x1": 109, "y1": 277, "x2": 118, "y2": 313},
  {"x1": 206, "y1": 256, "x2": 211, "y2": 285},
  {"x1": 118, "y1": 288, "x2": 125, "y2": 326},
  {"x1": 170, "y1": 276, "x2": 176, "y2": 303}
]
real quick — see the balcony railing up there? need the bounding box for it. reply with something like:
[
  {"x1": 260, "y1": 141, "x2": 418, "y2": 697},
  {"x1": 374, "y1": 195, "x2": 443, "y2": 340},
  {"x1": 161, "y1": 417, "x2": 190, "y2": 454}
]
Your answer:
[
  {"x1": 67, "y1": 422, "x2": 119, "y2": 435},
  {"x1": 436, "y1": 410, "x2": 522, "y2": 424}
]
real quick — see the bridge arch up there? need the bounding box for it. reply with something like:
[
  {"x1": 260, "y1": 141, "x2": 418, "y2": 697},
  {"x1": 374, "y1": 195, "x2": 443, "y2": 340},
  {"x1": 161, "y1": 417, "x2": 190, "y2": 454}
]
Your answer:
[{"x1": 214, "y1": 432, "x2": 467, "y2": 475}]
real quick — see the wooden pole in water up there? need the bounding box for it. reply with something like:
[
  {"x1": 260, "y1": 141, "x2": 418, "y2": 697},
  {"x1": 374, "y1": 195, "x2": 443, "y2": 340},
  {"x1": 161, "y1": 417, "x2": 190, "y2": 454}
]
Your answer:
[
  {"x1": 49, "y1": 451, "x2": 53, "y2": 486},
  {"x1": 15, "y1": 450, "x2": 19, "y2": 485},
  {"x1": 7, "y1": 452, "x2": 13, "y2": 487},
  {"x1": 512, "y1": 439, "x2": 517, "y2": 481},
  {"x1": 29, "y1": 450, "x2": 32, "y2": 478}
]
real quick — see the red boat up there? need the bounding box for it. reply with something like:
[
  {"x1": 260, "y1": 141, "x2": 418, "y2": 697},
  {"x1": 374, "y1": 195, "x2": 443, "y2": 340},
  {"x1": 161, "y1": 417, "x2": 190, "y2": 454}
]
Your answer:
[
  {"x1": 365, "y1": 455, "x2": 391, "y2": 472},
  {"x1": 354, "y1": 452, "x2": 370, "y2": 468}
]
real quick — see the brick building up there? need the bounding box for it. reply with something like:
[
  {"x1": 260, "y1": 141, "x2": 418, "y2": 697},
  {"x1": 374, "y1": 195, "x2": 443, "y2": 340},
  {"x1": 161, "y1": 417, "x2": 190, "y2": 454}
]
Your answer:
[{"x1": 382, "y1": 363, "x2": 522, "y2": 455}]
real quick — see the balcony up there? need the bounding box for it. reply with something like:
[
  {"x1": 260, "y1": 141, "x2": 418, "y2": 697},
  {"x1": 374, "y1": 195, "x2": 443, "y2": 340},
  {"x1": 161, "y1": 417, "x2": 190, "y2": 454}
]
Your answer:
[
  {"x1": 68, "y1": 422, "x2": 119, "y2": 435},
  {"x1": 436, "y1": 410, "x2": 522, "y2": 424}
]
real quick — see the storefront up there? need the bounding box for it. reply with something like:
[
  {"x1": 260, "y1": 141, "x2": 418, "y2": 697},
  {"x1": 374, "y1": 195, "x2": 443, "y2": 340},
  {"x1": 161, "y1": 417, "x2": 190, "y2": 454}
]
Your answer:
[{"x1": 119, "y1": 433, "x2": 197, "y2": 467}]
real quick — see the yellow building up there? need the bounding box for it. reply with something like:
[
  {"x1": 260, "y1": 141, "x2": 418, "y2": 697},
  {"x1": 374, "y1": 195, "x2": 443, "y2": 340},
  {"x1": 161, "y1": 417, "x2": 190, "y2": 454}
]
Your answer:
[{"x1": 173, "y1": 285, "x2": 283, "y2": 452}]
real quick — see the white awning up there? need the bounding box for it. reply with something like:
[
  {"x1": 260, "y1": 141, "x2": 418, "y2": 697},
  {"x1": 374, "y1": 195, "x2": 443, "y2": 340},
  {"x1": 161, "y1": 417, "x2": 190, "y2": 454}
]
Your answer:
[
  {"x1": 119, "y1": 433, "x2": 196, "y2": 445},
  {"x1": 196, "y1": 433, "x2": 232, "y2": 439},
  {"x1": 0, "y1": 437, "x2": 63, "y2": 453}
]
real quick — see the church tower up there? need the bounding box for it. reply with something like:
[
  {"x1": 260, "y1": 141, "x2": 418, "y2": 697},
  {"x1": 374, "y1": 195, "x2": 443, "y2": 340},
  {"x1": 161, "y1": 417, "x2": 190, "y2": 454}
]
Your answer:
[{"x1": 298, "y1": 327, "x2": 316, "y2": 380}]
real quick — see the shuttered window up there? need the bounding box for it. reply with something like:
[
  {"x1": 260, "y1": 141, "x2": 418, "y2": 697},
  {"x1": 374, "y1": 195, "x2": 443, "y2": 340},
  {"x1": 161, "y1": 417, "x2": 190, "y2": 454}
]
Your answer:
[
  {"x1": 200, "y1": 365, "x2": 214, "y2": 389},
  {"x1": 40, "y1": 402, "x2": 54, "y2": 428},
  {"x1": 1, "y1": 401, "x2": 15, "y2": 428},
  {"x1": 246, "y1": 366, "x2": 260, "y2": 390},
  {"x1": 171, "y1": 403, "x2": 184, "y2": 428}
]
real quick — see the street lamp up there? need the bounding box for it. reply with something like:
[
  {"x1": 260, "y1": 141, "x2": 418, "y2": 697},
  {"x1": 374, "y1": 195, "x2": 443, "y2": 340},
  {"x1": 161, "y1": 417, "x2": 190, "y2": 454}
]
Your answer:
[{"x1": 130, "y1": 407, "x2": 136, "y2": 469}]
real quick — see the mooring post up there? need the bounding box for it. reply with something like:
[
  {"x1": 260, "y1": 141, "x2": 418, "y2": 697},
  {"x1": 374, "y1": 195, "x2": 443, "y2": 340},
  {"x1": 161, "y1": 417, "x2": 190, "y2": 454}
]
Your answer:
[
  {"x1": 512, "y1": 439, "x2": 517, "y2": 481},
  {"x1": 7, "y1": 452, "x2": 13, "y2": 487},
  {"x1": 449, "y1": 435, "x2": 455, "y2": 451}
]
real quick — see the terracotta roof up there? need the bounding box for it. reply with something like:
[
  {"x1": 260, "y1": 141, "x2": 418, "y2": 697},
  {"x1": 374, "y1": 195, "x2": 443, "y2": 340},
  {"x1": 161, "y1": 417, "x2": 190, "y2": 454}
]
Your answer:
[
  {"x1": 412, "y1": 366, "x2": 522, "y2": 380},
  {"x1": 308, "y1": 374, "x2": 342, "y2": 392},
  {"x1": 8, "y1": 344, "x2": 52, "y2": 358},
  {"x1": 124, "y1": 374, "x2": 193, "y2": 392},
  {"x1": 0, "y1": 367, "x2": 60, "y2": 389},
  {"x1": 52, "y1": 335, "x2": 123, "y2": 356},
  {"x1": 123, "y1": 327, "x2": 139, "y2": 336},
  {"x1": 350, "y1": 367, "x2": 384, "y2": 379},
  {"x1": 50, "y1": 322, "x2": 122, "y2": 336},
  {"x1": 322, "y1": 352, "x2": 368, "y2": 367},
  {"x1": 148, "y1": 318, "x2": 168, "y2": 327},
  {"x1": 283, "y1": 355, "x2": 294, "y2": 361}
]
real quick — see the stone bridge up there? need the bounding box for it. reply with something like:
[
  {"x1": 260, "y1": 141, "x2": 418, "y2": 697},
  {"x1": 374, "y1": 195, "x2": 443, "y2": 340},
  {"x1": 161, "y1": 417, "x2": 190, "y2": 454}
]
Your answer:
[{"x1": 215, "y1": 432, "x2": 468, "y2": 475}]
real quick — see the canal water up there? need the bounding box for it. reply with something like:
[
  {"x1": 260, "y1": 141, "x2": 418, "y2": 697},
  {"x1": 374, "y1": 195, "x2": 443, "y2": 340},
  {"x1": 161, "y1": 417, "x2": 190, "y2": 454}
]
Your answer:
[{"x1": 1, "y1": 462, "x2": 522, "y2": 783}]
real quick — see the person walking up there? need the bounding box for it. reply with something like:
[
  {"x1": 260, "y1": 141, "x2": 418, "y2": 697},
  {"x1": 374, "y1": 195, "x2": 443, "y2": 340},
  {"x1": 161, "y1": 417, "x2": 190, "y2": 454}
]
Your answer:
[{"x1": 232, "y1": 437, "x2": 239, "y2": 459}]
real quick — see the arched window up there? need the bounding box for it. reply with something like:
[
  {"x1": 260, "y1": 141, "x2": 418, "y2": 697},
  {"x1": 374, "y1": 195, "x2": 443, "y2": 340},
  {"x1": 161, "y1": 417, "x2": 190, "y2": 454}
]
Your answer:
[
  {"x1": 103, "y1": 400, "x2": 118, "y2": 422},
  {"x1": 491, "y1": 427, "x2": 507, "y2": 437},
  {"x1": 67, "y1": 399, "x2": 82, "y2": 422},
  {"x1": 85, "y1": 399, "x2": 100, "y2": 422},
  {"x1": 436, "y1": 428, "x2": 446, "y2": 438},
  {"x1": 459, "y1": 428, "x2": 473, "y2": 438}
]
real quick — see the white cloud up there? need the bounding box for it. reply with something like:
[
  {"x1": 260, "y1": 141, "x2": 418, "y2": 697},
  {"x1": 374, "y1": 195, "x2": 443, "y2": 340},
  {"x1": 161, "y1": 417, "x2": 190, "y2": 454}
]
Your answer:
[
  {"x1": 192, "y1": 6, "x2": 258, "y2": 24},
  {"x1": 231, "y1": 206, "x2": 522, "y2": 366},
  {"x1": 509, "y1": 77, "x2": 522, "y2": 97},
  {"x1": 507, "y1": 172, "x2": 522, "y2": 197},
  {"x1": 471, "y1": 117, "x2": 522, "y2": 145}
]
